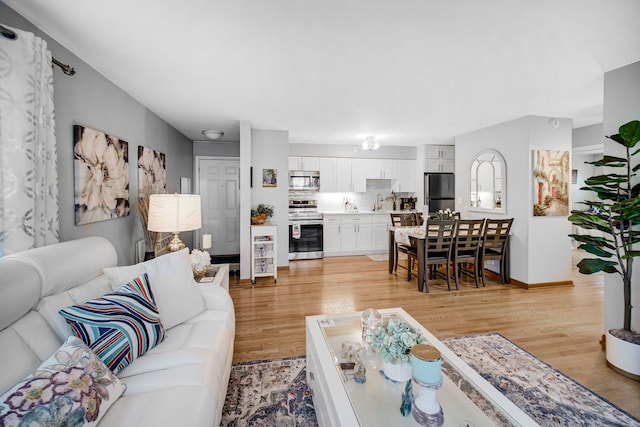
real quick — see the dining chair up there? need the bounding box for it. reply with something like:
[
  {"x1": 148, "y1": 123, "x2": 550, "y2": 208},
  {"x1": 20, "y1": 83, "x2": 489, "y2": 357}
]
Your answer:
[
  {"x1": 480, "y1": 218, "x2": 514, "y2": 286},
  {"x1": 453, "y1": 219, "x2": 485, "y2": 289},
  {"x1": 407, "y1": 219, "x2": 458, "y2": 292},
  {"x1": 390, "y1": 213, "x2": 417, "y2": 272},
  {"x1": 413, "y1": 212, "x2": 424, "y2": 225}
]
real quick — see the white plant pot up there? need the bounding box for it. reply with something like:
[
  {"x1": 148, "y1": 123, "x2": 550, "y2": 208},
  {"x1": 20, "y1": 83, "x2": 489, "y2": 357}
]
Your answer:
[
  {"x1": 605, "y1": 331, "x2": 640, "y2": 380},
  {"x1": 383, "y1": 361, "x2": 412, "y2": 382}
]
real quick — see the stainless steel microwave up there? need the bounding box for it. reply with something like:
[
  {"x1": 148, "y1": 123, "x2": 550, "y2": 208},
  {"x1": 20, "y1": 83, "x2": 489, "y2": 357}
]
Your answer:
[{"x1": 289, "y1": 171, "x2": 320, "y2": 191}]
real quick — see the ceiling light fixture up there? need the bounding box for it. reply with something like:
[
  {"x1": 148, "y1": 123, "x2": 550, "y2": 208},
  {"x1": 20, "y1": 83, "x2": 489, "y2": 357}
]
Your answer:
[
  {"x1": 362, "y1": 136, "x2": 380, "y2": 151},
  {"x1": 202, "y1": 130, "x2": 224, "y2": 140}
]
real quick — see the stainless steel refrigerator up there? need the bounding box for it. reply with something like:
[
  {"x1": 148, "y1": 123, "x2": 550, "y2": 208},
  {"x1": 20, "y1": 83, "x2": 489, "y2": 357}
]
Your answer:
[{"x1": 424, "y1": 173, "x2": 455, "y2": 213}]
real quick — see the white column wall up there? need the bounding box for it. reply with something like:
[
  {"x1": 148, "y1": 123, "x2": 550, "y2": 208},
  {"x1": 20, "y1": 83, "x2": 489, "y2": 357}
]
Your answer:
[{"x1": 603, "y1": 60, "x2": 640, "y2": 332}]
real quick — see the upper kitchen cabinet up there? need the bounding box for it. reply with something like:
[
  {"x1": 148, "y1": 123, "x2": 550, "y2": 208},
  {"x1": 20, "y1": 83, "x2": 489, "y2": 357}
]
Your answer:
[
  {"x1": 319, "y1": 158, "x2": 337, "y2": 192},
  {"x1": 288, "y1": 156, "x2": 320, "y2": 171},
  {"x1": 365, "y1": 159, "x2": 397, "y2": 179},
  {"x1": 425, "y1": 145, "x2": 455, "y2": 173},
  {"x1": 336, "y1": 158, "x2": 366, "y2": 192},
  {"x1": 392, "y1": 159, "x2": 417, "y2": 193}
]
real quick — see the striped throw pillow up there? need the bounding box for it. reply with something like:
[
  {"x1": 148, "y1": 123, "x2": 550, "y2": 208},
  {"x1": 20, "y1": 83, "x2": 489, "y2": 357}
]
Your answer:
[{"x1": 59, "y1": 273, "x2": 165, "y2": 374}]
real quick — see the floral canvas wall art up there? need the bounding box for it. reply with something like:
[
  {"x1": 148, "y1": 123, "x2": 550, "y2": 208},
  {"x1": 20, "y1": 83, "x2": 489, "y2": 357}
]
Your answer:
[
  {"x1": 137, "y1": 146, "x2": 166, "y2": 198},
  {"x1": 73, "y1": 125, "x2": 129, "y2": 225},
  {"x1": 532, "y1": 149, "x2": 570, "y2": 216}
]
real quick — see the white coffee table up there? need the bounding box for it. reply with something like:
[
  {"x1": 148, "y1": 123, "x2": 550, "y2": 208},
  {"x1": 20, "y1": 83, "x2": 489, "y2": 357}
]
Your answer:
[{"x1": 305, "y1": 308, "x2": 538, "y2": 426}]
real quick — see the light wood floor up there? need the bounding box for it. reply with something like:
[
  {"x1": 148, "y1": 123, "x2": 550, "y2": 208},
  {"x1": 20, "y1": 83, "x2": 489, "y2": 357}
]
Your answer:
[{"x1": 228, "y1": 252, "x2": 640, "y2": 419}]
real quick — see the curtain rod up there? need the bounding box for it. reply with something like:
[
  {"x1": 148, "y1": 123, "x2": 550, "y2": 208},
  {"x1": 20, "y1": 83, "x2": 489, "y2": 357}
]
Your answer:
[
  {"x1": 1, "y1": 24, "x2": 76, "y2": 76},
  {"x1": 52, "y1": 57, "x2": 76, "y2": 76}
]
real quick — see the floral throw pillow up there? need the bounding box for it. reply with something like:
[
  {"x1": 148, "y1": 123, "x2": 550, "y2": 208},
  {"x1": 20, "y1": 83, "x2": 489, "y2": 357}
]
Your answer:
[
  {"x1": 59, "y1": 274, "x2": 166, "y2": 374},
  {"x1": 0, "y1": 336, "x2": 125, "y2": 426}
]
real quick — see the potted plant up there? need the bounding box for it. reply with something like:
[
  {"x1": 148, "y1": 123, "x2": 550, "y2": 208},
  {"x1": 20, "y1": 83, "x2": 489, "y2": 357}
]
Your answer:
[
  {"x1": 251, "y1": 204, "x2": 274, "y2": 225},
  {"x1": 568, "y1": 119, "x2": 640, "y2": 379},
  {"x1": 372, "y1": 318, "x2": 427, "y2": 381}
]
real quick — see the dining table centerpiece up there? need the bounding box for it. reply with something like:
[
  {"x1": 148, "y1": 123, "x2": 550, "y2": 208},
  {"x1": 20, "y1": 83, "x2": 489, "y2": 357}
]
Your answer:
[{"x1": 372, "y1": 318, "x2": 427, "y2": 381}]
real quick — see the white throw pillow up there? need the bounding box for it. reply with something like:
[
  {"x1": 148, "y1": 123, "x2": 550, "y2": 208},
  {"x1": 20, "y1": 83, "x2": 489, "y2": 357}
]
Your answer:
[
  {"x1": 0, "y1": 336, "x2": 125, "y2": 426},
  {"x1": 103, "y1": 263, "x2": 146, "y2": 291},
  {"x1": 142, "y1": 248, "x2": 205, "y2": 329}
]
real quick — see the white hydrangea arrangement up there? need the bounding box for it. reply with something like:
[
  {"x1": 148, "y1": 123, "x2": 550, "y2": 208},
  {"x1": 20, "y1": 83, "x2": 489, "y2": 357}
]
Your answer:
[
  {"x1": 371, "y1": 319, "x2": 427, "y2": 364},
  {"x1": 189, "y1": 249, "x2": 211, "y2": 272},
  {"x1": 436, "y1": 208, "x2": 454, "y2": 220}
]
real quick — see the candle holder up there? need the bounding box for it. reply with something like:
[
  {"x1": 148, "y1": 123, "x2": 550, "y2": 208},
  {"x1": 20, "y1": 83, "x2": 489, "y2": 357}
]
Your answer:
[
  {"x1": 410, "y1": 344, "x2": 443, "y2": 426},
  {"x1": 411, "y1": 376, "x2": 444, "y2": 427}
]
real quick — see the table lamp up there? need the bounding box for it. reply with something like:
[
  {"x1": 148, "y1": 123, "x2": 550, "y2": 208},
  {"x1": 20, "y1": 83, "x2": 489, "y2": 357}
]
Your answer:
[{"x1": 147, "y1": 194, "x2": 202, "y2": 252}]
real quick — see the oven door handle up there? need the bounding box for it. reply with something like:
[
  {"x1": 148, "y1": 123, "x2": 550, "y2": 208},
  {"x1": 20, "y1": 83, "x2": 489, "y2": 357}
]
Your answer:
[{"x1": 289, "y1": 221, "x2": 324, "y2": 226}]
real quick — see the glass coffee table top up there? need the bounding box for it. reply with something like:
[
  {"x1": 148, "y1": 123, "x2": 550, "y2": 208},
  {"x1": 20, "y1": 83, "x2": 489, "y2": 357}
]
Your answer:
[{"x1": 312, "y1": 308, "x2": 536, "y2": 427}]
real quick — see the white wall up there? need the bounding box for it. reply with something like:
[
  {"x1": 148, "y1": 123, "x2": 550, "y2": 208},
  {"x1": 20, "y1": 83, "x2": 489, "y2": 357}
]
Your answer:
[
  {"x1": 455, "y1": 116, "x2": 573, "y2": 285},
  {"x1": 603, "y1": 61, "x2": 640, "y2": 332},
  {"x1": 251, "y1": 129, "x2": 290, "y2": 268},
  {"x1": 239, "y1": 121, "x2": 252, "y2": 279}
]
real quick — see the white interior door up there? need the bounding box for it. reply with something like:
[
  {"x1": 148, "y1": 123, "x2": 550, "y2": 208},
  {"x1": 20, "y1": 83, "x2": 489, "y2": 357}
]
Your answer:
[{"x1": 198, "y1": 158, "x2": 240, "y2": 256}]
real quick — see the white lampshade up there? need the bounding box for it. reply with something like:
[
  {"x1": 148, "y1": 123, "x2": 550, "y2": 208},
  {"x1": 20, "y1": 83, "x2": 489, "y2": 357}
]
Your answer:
[{"x1": 148, "y1": 194, "x2": 202, "y2": 251}]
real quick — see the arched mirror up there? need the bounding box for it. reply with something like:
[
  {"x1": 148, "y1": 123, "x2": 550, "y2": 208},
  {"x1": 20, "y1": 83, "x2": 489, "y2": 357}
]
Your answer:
[{"x1": 469, "y1": 149, "x2": 506, "y2": 213}]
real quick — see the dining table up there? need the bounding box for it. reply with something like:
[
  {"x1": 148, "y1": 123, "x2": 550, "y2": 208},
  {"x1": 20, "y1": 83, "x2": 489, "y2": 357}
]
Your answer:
[{"x1": 388, "y1": 223, "x2": 512, "y2": 293}]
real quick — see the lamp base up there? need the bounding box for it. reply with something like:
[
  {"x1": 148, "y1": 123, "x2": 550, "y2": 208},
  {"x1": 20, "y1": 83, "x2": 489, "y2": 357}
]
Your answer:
[{"x1": 167, "y1": 233, "x2": 186, "y2": 252}]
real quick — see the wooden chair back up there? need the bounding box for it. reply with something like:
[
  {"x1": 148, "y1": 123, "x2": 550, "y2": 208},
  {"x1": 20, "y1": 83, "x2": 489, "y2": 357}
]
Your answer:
[
  {"x1": 425, "y1": 219, "x2": 458, "y2": 260},
  {"x1": 456, "y1": 219, "x2": 485, "y2": 253},
  {"x1": 483, "y1": 218, "x2": 513, "y2": 252},
  {"x1": 390, "y1": 213, "x2": 416, "y2": 227}
]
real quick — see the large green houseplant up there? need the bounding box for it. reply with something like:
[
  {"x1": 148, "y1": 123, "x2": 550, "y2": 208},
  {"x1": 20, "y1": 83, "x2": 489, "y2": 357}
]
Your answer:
[{"x1": 569, "y1": 120, "x2": 640, "y2": 343}]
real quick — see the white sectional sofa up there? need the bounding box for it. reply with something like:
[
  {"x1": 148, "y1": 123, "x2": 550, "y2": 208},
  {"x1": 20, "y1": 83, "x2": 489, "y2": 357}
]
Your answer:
[{"x1": 0, "y1": 236, "x2": 235, "y2": 426}]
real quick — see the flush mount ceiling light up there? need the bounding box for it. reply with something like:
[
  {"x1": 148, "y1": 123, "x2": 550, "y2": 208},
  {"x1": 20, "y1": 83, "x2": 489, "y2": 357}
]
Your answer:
[
  {"x1": 361, "y1": 136, "x2": 380, "y2": 151},
  {"x1": 202, "y1": 130, "x2": 224, "y2": 140}
]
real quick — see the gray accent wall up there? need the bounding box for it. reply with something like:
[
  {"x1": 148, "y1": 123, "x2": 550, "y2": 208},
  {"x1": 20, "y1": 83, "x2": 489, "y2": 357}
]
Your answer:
[{"x1": 2, "y1": 3, "x2": 194, "y2": 265}]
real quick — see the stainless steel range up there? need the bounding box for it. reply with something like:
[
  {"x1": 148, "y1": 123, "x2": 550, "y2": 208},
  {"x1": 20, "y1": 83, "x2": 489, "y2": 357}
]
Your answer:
[{"x1": 288, "y1": 196, "x2": 323, "y2": 260}]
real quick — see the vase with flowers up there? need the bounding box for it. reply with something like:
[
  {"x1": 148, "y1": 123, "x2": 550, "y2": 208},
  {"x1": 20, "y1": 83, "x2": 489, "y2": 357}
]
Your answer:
[
  {"x1": 189, "y1": 249, "x2": 211, "y2": 279},
  {"x1": 372, "y1": 318, "x2": 427, "y2": 381}
]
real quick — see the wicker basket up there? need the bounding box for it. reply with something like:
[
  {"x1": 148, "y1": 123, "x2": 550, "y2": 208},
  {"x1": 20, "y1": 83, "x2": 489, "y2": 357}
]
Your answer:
[{"x1": 251, "y1": 216, "x2": 267, "y2": 225}]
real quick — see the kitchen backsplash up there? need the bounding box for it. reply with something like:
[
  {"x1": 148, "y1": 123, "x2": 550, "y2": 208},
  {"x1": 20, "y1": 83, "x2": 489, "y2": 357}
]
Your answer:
[{"x1": 315, "y1": 180, "x2": 415, "y2": 212}]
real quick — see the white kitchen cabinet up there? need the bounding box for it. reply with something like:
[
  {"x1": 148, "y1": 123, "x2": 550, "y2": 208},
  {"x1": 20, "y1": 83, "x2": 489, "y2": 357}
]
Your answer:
[
  {"x1": 319, "y1": 158, "x2": 337, "y2": 192},
  {"x1": 425, "y1": 145, "x2": 455, "y2": 173},
  {"x1": 365, "y1": 159, "x2": 397, "y2": 179},
  {"x1": 289, "y1": 156, "x2": 320, "y2": 171},
  {"x1": 393, "y1": 159, "x2": 417, "y2": 193},
  {"x1": 371, "y1": 214, "x2": 391, "y2": 251},
  {"x1": 323, "y1": 215, "x2": 341, "y2": 254},
  {"x1": 350, "y1": 159, "x2": 367, "y2": 192},
  {"x1": 336, "y1": 158, "x2": 367, "y2": 192},
  {"x1": 339, "y1": 215, "x2": 372, "y2": 252}
]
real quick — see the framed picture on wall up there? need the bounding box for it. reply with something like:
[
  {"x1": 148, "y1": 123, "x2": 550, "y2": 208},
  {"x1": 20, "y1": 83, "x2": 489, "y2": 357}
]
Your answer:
[
  {"x1": 572, "y1": 169, "x2": 578, "y2": 184},
  {"x1": 263, "y1": 169, "x2": 277, "y2": 187},
  {"x1": 532, "y1": 149, "x2": 570, "y2": 216},
  {"x1": 138, "y1": 146, "x2": 167, "y2": 198},
  {"x1": 73, "y1": 124, "x2": 130, "y2": 225}
]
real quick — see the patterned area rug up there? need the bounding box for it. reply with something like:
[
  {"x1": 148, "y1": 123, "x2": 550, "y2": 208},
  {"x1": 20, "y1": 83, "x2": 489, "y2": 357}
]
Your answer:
[
  {"x1": 221, "y1": 356, "x2": 316, "y2": 427},
  {"x1": 445, "y1": 333, "x2": 639, "y2": 426},
  {"x1": 221, "y1": 335, "x2": 639, "y2": 427}
]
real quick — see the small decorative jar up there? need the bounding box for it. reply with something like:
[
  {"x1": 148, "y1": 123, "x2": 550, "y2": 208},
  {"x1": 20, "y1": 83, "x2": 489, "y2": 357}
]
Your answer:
[
  {"x1": 361, "y1": 308, "x2": 382, "y2": 344},
  {"x1": 410, "y1": 344, "x2": 442, "y2": 385}
]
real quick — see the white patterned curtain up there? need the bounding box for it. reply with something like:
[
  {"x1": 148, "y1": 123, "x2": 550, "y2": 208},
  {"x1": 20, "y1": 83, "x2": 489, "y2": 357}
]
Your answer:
[{"x1": 0, "y1": 24, "x2": 59, "y2": 257}]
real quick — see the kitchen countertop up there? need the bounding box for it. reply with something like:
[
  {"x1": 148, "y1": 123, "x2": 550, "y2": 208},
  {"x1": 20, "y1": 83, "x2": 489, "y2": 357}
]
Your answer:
[{"x1": 321, "y1": 210, "x2": 418, "y2": 215}]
